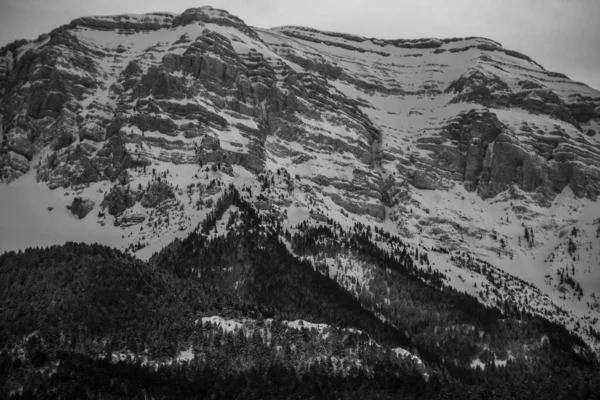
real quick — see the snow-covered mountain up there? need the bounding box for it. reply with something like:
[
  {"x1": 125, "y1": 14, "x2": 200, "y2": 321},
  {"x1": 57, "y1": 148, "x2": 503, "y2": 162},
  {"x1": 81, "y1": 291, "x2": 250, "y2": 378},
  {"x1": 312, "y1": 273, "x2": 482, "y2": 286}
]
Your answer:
[{"x1": 1, "y1": 6, "x2": 599, "y2": 352}]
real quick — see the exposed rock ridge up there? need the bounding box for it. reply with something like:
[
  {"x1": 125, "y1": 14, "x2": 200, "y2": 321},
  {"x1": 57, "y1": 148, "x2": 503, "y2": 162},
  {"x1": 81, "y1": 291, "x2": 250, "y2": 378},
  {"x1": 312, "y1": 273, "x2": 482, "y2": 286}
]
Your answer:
[{"x1": 0, "y1": 5, "x2": 599, "y2": 215}]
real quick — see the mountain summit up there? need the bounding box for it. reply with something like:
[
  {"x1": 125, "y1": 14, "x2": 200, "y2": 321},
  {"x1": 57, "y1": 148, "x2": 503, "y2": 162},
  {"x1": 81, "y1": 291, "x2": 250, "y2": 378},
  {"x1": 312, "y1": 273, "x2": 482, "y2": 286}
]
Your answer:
[{"x1": 1, "y1": 6, "x2": 600, "y2": 397}]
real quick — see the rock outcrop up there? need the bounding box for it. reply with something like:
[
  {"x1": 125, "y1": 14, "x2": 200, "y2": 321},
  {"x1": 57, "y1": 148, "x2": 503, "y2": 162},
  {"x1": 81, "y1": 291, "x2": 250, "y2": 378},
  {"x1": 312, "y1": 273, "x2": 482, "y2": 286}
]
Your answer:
[
  {"x1": 67, "y1": 197, "x2": 95, "y2": 219},
  {"x1": 410, "y1": 108, "x2": 600, "y2": 204},
  {"x1": 446, "y1": 71, "x2": 582, "y2": 130},
  {"x1": 115, "y1": 212, "x2": 146, "y2": 227},
  {"x1": 140, "y1": 181, "x2": 175, "y2": 208}
]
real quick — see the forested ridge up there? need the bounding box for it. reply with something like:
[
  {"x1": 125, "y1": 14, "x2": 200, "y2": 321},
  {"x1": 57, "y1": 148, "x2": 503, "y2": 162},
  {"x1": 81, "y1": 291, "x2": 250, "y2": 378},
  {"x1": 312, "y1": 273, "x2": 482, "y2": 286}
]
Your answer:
[{"x1": 1, "y1": 187, "x2": 599, "y2": 399}]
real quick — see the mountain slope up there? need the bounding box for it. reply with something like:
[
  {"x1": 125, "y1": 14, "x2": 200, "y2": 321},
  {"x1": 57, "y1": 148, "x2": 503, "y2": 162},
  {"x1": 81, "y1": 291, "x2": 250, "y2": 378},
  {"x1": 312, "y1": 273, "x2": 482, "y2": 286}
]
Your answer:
[
  {"x1": 1, "y1": 197, "x2": 599, "y2": 398},
  {"x1": 0, "y1": 4, "x2": 599, "y2": 359}
]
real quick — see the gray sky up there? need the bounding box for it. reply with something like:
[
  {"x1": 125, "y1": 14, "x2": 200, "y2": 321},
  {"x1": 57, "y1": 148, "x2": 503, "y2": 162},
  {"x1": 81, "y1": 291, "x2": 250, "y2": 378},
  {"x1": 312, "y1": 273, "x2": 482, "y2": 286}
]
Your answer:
[{"x1": 1, "y1": 0, "x2": 599, "y2": 90}]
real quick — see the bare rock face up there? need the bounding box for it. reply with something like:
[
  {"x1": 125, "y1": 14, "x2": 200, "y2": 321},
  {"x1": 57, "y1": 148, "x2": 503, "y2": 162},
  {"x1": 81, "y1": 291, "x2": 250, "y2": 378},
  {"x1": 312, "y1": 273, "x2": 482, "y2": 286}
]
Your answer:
[
  {"x1": 411, "y1": 106, "x2": 600, "y2": 204},
  {"x1": 0, "y1": 5, "x2": 599, "y2": 223},
  {"x1": 67, "y1": 14, "x2": 171, "y2": 32},
  {"x1": 477, "y1": 130, "x2": 600, "y2": 202},
  {"x1": 437, "y1": 109, "x2": 502, "y2": 190},
  {"x1": 0, "y1": 151, "x2": 29, "y2": 180},
  {"x1": 101, "y1": 185, "x2": 137, "y2": 216},
  {"x1": 6, "y1": 134, "x2": 36, "y2": 160},
  {"x1": 130, "y1": 113, "x2": 178, "y2": 135},
  {"x1": 0, "y1": 31, "x2": 101, "y2": 181},
  {"x1": 79, "y1": 121, "x2": 105, "y2": 142},
  {"x1": 477, "y1": 133, "x2": 551, "y2": 200},
  {"x1": 36, "y1": 136, "x2": 132, "y2": 189},
  {"x1": 407, "y1": 109, "x2": 504, "y2": 193},
  {"x1": 171, "y1": 7, "x2": 261, "y2": 41},
  {"x1": 446, "y1": 70, "x2": 510, "y2": 103},
  {"x1": 446, "y1": 71, "x2": 582, "y2": 130},
  {"x1": 508, "y1": 90, "x2": 580, "y2": 129},
  {"x1": 115, "y1": 212, "x2": 146, "y2": 227},
  {"x1": 329, "y1": 193, "x2": 385, "y2": 220},
  {"x1": 407, "y1": 170, "x2": 439, "y2": 191},
  {"x1": 133, "y1": 66, "x2": 186, "y2": 100},
  {"x1": 49, "y1": 108, "x2": 78, "y2": 150},
  {"x1": 68, "y1": 197, "x2": 95, "y2": 219}
]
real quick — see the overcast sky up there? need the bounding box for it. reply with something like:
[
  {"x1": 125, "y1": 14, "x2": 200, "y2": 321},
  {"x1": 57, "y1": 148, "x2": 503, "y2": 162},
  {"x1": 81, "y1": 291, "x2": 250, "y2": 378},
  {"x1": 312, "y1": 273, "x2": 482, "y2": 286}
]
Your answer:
[{"x1": 1, "y1": 0, "x2": 598, "y2": 90}]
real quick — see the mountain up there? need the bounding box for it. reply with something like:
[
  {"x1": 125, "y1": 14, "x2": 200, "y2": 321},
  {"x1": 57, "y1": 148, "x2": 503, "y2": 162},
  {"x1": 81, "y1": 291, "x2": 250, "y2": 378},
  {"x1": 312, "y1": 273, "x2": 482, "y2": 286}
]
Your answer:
[
  {"x1": 1, "y1": 5, "x2": 600, "y2": 398},
  {"x1": 0, "y1": 197, "x2": 598, "y2": 398}
]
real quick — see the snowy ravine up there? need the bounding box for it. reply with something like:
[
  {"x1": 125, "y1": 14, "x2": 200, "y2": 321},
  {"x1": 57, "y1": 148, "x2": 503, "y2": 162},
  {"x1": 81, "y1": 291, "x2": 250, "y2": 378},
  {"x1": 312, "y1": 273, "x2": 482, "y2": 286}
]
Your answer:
[{"x1": 1, "y1": 6, "x2": 599, "y2": 354}]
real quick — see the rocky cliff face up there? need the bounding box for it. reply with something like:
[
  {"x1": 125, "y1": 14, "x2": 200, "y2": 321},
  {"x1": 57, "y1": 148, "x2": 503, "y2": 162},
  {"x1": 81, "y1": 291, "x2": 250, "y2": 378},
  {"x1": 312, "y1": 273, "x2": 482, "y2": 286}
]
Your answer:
[
  {"x1": 2, "y1": 8, "x2": 598, "y2": 208},
  {"x1": 1, "y1": 6, "x2": 600, "y2": 351}
]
